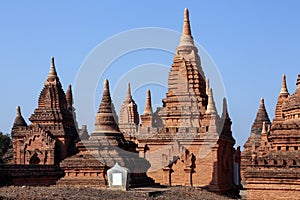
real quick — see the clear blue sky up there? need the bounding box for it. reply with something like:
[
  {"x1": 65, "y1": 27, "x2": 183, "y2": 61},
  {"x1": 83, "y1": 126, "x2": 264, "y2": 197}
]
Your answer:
[{"x1": 0, "y1": 1, "x2": 300, "y2": 148}]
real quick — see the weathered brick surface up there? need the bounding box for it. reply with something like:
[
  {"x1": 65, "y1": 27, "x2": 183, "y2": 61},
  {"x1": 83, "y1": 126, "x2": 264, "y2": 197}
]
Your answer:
[
  {"x1": 123, "y1": 8, "x2": 238, "y2": 194},
  {"x1": 244, "y1": 74, "x2": 300, "y2": 199},
  {"x1": 58, "y1": 80, "x2": 155, "y2": 188},
  {"x1": 9, "y1": 57, "x2": 79, "y2": 166},
  {"x1": 241, "y1": 98, "x2": 271, "y2": 184}
]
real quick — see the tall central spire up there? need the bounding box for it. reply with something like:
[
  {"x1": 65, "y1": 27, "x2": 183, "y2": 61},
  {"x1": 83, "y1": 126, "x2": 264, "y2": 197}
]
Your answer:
[
  {"x1": 182, "y1": 8, "x2": 192, "y2": 36},
  {"x1": 126, "y1": 82, "x2": 132, "y2": 100},
  {"x1": 45, "y1": 56, "x2": 60, "y2": 85},
  {"x1": 179, "y1": 8, "x2": 195, "y2": 47}
]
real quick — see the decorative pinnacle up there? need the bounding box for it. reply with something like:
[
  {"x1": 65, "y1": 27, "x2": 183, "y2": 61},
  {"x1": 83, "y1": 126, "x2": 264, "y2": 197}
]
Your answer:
[
  {"x1": 261, "y1": 121, "x2": 267, "y2": 134},
  {"x1": 144, "y1": 89, "x2": 153, "y2": 115},
  {"x1": 16, "y1": 106, "x2": 21, "y2": 117},
  {"x1": 126, "y1": 82, "x2": 132, "y2": 100},
  {"x1": 49, "y1": 56, "x2": 57, "y2": 76},
  {"x1": 104, "y1": 79, "x2": 109, "y2": 91},
  {"x1": 66, "y1": 85, "x2": 73, "y2": 106},
  {"x1": 206, "y1": 78, "x2": 210, "y2": 95},
  {"x1": 182, "y1": 8, "x2": 192, "y2": 36},
  {"x1": 206, "y1": 88, "x2": 217, "y2": 115},
  {"x1": 280, "y1": 74, "x2": 289, "y2": 95},
  {"x1": 222, "y1": 97, "x2": 230, "y2": 119},
  {"x1": 260, "y1": 98, "x2": 264, "y2": 105}
]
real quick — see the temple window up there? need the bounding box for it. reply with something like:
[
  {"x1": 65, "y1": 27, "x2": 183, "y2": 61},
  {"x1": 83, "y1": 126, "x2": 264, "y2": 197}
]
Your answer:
[
  {"x1": 277, "y1": 146, "x2": 281, "y2": 150},
  {"x1": 283, "y1": 160, "x2": 287, "y2": 166}
]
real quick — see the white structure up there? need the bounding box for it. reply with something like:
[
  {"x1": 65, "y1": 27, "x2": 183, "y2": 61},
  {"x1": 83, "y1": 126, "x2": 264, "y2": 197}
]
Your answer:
[{"x1": 107, "y1": 162, "x2": 129, "y2": 191}]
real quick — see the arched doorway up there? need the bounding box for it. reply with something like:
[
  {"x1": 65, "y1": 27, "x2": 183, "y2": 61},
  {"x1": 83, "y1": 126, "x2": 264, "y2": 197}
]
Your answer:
[{"x1": 29, "y1": 153, "x2": 40, "y2": 165}]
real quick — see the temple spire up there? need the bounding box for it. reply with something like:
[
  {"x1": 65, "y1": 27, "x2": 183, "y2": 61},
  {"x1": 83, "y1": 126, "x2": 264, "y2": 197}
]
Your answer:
[
  {"x1": 206, "y1": 88, "x2": 217, "y2": 115},
  {"x1": 126, "y1": 82, "x2": 132, "y2": 100},
  {"x1": 16, "y1": 106, "x2": 21, "y2": 117},
  {"x1": 13, "y1": 106, "x2": 27, "y2": 127},
  {"x1": 182, "y1": 8, "x2": 192, "y2": 36},
  {"x1": 251, "y1": 98, "x2": 271, "y2": 135},
  {"x1": 95, "y1": 79, "x2": 120, "y2": 133},
  {"x1": 143, "y1": 90, "x2": 153, "y2": 115},
  {"x1": 206, "y1": 78, "x2": 210, "y2": 94},
  {"x1": 46, "y1": 56, "x2": 59, "y2": 84},
  {"x1": 222, "y1": 98, "x2": 230, "y2": 119},
  {"x1": 66, "y1": 85, "x2": 73, "y2": 108},
  {"x1": 179, "y1": 8, "x2": 194, "y2": 47},
  {"x1": 261, "y1": 121, "x2": 267, "y2": 134},
  {"x1": 49, "y1": 57, "x2": 57, "y2": 76},
  {"x1": 280, "y1": 74, "x2": 289, "y2": 96}
]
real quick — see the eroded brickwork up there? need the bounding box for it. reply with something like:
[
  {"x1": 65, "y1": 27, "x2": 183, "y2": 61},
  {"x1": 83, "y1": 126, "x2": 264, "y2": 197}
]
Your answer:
[
  {"x1": 243, "y1": 74, "x2": 300, "y2": 199},
  {"x1": 58, "y1": 80, "x2": 155, "y2": 187},
  {"x1": 10, "y1": 57, "x2": 79, "y2": 166},
  {"x1": 119, "y1": 8, "x2": 238, "y2": 194}
]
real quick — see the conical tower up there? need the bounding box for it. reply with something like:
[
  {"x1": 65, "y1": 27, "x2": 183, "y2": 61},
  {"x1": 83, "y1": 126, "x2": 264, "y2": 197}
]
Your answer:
[
  {"x1": 66, "y1": 85, "x2": 73, "y2": 109},
  {"x1": 144, "y1": 90, "x2": 153, "y2": 115},
  {"x1": 26, "y1": 57, "x2": 78, "y2": 163},
  {"x1": 275, "y1": 74, "x2": 290, "y2": 120},
  {"x1": 141, "y1": 90, "x2": 154, "y2": 129},
  {"x1": 242, "y1": 98, "x2": 271, "y2": 181},
  {"x1": 251, "y1": 98, "x2": 271, "y2": 135},
  {"x1": 119, "y1": 83, "x2": 139, "y2": 135},
  {"x1": 59, "y1": 79, "x2": 154, "y2": 188},
  {"x1": 206, "y1": 88, "x2": 217, "y2": 115},
  {"x1": 13, "y1": 106, "x2": 27, "y2": 128},
  {"x1": 220, "y1": 98, "x2": 233, "y2": 139},
  {"x1": 94, "y1": 79, "x2": 120, "y2": 133},
  {"x1": 10, "y1": 57, "x2": 79, "y2": 165},
  {"x1": 160, "y1": 8, "x2": 208, "y2": 130},
  {"x1": 30, "y1": 57, "x2": 70, "y2": 126}
]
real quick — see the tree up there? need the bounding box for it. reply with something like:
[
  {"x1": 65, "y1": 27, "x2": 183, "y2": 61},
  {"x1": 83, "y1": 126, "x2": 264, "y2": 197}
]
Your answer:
[{"x1": 0, "y1": 132, "x2": 11, "y2": 164}]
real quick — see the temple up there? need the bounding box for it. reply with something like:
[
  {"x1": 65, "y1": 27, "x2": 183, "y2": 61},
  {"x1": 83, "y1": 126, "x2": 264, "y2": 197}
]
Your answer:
[
  {"x1": 118, "y1": 8, "x2": 238, "y2": 193},
  {"x1": 58, "y1": 79, "x2": 154, "y2": 187},
  {"x1": 9, "y1": 57, "x2": 79, "y2": 165},
  {"x1": 242, "y1": 74, "x2": 300, "y2": 199},
  {"x1": 241, "y1": 98, "x2": 271, "y2": 184},
  {"x1": 0, "y1": 8, "x2": 239, "y2": 194}
]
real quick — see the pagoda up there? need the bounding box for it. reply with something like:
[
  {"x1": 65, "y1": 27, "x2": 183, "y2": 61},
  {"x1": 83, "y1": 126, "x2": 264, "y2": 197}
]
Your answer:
[
  {"x1": 119, "y1": 8, "x2": 238, "y2": 193},
  {"x1": 10, "y1": 57, "x2": 79, "y2": 165},
  {"x1": 244, "y1": 74, "x2": 300, "y2": 199}
]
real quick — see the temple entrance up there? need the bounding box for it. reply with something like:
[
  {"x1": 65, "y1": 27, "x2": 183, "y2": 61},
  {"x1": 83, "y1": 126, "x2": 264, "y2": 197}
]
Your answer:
[{"x1": 30, "y1": 153, "x2": 40, "y2": 165}]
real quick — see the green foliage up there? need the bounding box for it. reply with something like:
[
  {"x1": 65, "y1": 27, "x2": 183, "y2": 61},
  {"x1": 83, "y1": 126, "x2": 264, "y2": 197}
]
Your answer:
[{"x1": 0, "y1": 132, "x2": 11, "y2": 159}]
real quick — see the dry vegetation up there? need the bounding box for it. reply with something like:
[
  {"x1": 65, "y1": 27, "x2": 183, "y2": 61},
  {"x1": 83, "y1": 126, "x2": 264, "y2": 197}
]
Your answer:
[{"x1": 0, "y1": 186, "x2": 235, "y2": 200}]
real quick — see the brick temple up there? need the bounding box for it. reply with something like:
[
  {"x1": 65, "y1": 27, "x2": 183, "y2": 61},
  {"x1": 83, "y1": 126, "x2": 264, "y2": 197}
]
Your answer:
[
  {"x1": 118, "y1": 8, "x2": 239, "y2": 193},
  {"x1": 0, "y1": 8, "x2": 239, "y2": 194},
  {"x1": 9, "y1": 57, "x2": 79, "y2": 165},
  {"x1": 242, "y1": 74, "x2": 300, "y2": 199}
]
